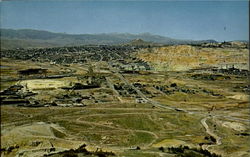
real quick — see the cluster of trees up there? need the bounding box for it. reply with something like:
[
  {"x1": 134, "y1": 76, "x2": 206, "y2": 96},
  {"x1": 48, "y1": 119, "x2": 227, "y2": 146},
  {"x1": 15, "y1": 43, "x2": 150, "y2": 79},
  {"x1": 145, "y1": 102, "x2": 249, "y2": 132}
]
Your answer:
[
  {"x1": 158, "y1": 145, "x2": 221, "y2": 157},
  {"x1": 45, "y1": 144, "x2": 115, "y2": 157}
]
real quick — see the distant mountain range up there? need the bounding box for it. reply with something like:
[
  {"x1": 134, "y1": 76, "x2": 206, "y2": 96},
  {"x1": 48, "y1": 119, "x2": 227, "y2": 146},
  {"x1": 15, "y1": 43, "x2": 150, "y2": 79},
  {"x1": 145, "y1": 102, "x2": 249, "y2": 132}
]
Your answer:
[{"x1": 0, "y1": 28, "x2": 217, "y2": 49}]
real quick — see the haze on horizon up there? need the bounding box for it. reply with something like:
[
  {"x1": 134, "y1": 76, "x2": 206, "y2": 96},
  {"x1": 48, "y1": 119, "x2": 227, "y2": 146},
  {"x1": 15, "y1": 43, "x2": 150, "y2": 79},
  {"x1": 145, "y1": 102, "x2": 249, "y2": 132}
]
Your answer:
[{"x1": 0, "y1": 0, "x2": 249, "y2": 41}]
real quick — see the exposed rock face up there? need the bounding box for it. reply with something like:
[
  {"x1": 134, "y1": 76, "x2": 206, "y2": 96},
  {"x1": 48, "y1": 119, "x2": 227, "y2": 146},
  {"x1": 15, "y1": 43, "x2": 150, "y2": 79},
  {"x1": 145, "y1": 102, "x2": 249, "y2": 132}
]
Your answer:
[
  {"x1": 137, "y1": 45, "x2": 201, "y2": 71},
  {"x1": 136, "y1": 45, "x2": 249, "y2": 71}
]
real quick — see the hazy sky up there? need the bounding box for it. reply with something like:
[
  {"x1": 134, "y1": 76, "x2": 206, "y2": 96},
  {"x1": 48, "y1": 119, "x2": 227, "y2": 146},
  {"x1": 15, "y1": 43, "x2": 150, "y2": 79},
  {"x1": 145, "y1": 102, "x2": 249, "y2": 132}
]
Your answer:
[{"x1": 0, "y1": 0, "x2": 249, "y2": 41}]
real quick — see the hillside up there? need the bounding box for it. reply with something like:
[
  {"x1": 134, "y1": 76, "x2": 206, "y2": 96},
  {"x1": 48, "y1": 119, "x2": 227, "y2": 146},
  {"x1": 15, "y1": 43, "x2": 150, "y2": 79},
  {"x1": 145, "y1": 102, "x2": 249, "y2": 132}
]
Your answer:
[
  {"x1": 124, "y1": 39, "x2": 157, "y2": 46},
  {"x1": 136, "y1": 45, "x2": 249, "y2": 71},
  {"x1": 1, "y1": 29, "x2": 217, "y2": 49}
]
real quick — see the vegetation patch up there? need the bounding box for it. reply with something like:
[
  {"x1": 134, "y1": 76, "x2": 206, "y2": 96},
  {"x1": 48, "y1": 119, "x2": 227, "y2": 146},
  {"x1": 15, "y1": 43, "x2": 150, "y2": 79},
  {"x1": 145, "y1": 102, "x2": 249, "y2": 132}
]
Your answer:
[{"x1": 159, "y1": 145, "x2": 222, "y2": 157}]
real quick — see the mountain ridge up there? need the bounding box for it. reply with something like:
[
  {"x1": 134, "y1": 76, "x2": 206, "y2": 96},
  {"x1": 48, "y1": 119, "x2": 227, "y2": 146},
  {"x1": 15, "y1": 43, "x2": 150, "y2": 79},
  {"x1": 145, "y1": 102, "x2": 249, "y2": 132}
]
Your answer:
[{"x1": 0, "y1": 28, "x2": 217, "y2": 49}]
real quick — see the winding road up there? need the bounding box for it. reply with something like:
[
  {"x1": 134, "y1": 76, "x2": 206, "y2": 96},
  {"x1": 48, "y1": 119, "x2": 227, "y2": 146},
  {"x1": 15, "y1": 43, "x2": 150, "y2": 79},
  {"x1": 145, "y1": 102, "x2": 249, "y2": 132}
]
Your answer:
[
  {"x1": 201, "y1": 117, "x2": 222, "y2": 150},
  {"x1": 107, "y1": 62, "x2": 224, "y2": 151}
]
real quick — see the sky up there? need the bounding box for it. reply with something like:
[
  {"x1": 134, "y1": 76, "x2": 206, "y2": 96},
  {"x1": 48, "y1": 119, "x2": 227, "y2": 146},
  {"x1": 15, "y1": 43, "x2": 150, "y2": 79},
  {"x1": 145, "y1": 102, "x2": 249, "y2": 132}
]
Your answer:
[{"x1": 0, "y1": 0, "x2": 249, "y2": 41}]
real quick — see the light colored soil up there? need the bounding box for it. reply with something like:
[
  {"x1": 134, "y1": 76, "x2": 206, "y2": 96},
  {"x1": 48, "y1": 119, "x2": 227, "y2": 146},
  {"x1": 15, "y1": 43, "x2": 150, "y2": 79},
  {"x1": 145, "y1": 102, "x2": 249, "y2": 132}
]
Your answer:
[
  {"x1": 152, "y1": 139, "x2": 186, "y2": 147},
  {"x1": 222, "y1": 122, "x2": 247, "y2": 132},
  {"x1": 20, "y1": 79, "x2": 70, "y2": 90}
]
